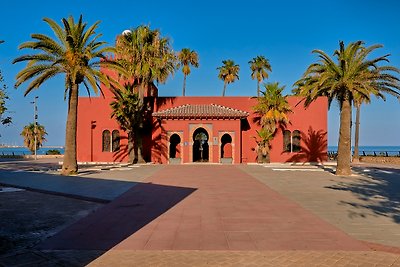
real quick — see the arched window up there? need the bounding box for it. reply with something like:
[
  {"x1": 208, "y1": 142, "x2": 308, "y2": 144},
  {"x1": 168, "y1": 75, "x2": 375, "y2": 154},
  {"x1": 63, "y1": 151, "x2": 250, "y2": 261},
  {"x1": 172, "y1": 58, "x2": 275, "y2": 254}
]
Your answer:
[
  {"x1": 102, "y1": 130, "x2": 111, "y2": 152},
  {"x1": 283, "y1": 130, "x2": 291, "y2": 152},
  {"x1": 112, "y1": 130, "x2": 120, "y2": 152},
  {"x1": 292, "y1": 130, "x2": 301, "y2": 152}
]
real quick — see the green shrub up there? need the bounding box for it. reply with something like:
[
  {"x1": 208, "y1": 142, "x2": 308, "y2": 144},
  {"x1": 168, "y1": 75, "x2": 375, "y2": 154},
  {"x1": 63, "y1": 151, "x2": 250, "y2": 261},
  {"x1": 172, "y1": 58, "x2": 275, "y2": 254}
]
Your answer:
[{"x1": 46, "y1": 149, "x2": 61, "y2": 155}]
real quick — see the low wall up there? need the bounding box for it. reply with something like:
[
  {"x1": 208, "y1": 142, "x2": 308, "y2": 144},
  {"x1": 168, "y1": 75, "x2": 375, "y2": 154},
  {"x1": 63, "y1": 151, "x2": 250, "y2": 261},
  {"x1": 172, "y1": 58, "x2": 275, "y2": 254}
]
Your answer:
[
  {"x1": 360, "y1": 156, "x2": 400, "y2": 165},
  {"x1": 0, "y1": 155, "x2": 64, "y2": 159}
]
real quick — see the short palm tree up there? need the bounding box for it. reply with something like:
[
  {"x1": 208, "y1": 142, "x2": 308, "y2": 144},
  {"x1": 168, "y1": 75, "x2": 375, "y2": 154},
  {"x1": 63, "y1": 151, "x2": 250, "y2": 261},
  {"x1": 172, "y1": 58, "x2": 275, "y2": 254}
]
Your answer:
[
  {"x1": 249, "y1": 55, "x2": 272, "y2": 97},
  {"x1": 21, "y1": 123, "x2": 47, "y2": 154},
  {"x1": 13, "y1": 15, "x2": 122, "y2": 175},
  {"x1": 217, "y1": 60, "x2": 239, "y2": 96},
  {"x1": 110, "y1": 84, "x2": 144, "y2": 164},
  {"x1": 294, "y1": 41, "x2": 400, "y2": 175},
  {"x1": 253, "y1": 82, "x2": 292, "y2": 134},
  {"x1": 253, "y1": 82, "x2": 292, "y2": 163},
  {"x1": 253, "y1": 128, "x2": 274, "y2": 163},
  {"x1": 178, "y1": 48, "x2": 199, "y2": 96}
]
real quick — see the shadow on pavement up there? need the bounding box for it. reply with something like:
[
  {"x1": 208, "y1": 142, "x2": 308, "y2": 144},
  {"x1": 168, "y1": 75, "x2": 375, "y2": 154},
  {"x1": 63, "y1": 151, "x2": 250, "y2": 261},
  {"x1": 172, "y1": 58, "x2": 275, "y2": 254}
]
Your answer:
[
  {"x1": 0, "y1": 170, "x2": 138, "y2": 202},
  {"x1": 37, "y1": 182, "x2": 196, "y2": 265},
  {"x1": 325, "y1": 166, "x2": 400, "y2": 224}
]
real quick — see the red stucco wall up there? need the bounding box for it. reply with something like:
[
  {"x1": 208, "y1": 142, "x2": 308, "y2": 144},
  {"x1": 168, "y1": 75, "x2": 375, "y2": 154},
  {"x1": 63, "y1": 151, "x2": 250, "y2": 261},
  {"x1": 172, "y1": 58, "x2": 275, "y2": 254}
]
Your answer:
[{"x1": 77, "y1": 94, "x2": 328, "y2": 164}]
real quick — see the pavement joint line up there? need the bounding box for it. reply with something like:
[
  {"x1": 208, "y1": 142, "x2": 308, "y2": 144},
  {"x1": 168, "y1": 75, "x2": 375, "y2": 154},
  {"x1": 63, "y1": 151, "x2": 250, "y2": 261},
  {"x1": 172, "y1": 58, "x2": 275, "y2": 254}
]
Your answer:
[{"x1": 271, "y1": 168, "x2": 324, "y2": 172}]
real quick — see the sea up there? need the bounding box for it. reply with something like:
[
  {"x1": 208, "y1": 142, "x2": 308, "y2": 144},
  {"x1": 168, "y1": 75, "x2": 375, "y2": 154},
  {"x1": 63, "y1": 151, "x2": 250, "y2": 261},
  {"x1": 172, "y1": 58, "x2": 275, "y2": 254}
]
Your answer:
[
  {"x1": 328, "y1": 146, "x2": 400, "y2": 156},
  {"x1": 0, "y1": 147, "x2": 64, "y2": 156},
  {"x1": 0, "y1": 146, "x2": 399, "y2": 156}
]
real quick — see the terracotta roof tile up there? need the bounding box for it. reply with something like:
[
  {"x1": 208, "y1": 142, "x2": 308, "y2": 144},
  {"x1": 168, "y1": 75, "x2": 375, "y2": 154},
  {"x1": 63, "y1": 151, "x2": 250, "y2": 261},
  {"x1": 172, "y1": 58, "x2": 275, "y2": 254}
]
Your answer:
[{"x1": 152, "y1": 104, "x2": 249, "y2": 119}]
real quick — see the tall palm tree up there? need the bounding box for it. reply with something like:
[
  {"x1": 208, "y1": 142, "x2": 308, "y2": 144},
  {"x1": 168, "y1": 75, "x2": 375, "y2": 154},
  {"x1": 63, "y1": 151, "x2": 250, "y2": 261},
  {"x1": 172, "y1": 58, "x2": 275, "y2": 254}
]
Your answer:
[
  {"x1": 115, "y1": 25, "x2": 176, "y2": 103},
  {"x1": 13, "y1": 15, "x2": 123, "y2": 175},
  {"x1": 178, "y1": 48, "x2": 199, "y2": 96},
  {"x1": 0, "y1": 41, "x2": 11, "y2": 126},
  {"x1": 352, "y1": 93, "x2": 370, "y2": 162},
  {"x1": 114, "y1": 25, "x2": 176, "y2": 163},
  {"x1": 110, "y1": 85, "x2": 144, "y2": 164},
  {"x1": 21, "y1": 123, "x2": 47, "y2": 154},
  {"x1": 249, "y1": 55, "x2": 272, "y2": 97},
  {"x1": 217, "y1": 60, "x2": 239, "y2": 96},
  {"x1": 0, "y1": 70, "x2": 11, "y2": 125},
  {"x1": 294, "y1": 41, "x2": 400, "y2": 175},
  {"x1": 253, "y1": 82, "x2": 292, "y2": 163}
]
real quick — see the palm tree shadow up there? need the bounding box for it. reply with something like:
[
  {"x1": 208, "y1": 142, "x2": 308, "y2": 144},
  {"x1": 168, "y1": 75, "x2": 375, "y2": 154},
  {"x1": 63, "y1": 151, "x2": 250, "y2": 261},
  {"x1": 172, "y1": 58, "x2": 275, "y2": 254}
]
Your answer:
[
  {"x1": 112, "y1": 96, "x2": 174, "y2": 163},
  {"x1": 285, "y1": 126, "x2": 328, "y2": 164},
  {"x1": 325, "y1": 167, "x2": 400, "y2": 224}
]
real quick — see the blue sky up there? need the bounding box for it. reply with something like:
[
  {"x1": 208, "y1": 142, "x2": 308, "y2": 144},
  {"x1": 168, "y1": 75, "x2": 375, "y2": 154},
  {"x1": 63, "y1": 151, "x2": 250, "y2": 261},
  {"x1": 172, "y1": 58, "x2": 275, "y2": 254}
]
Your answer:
[{"x1": 0, "y1": 0, "x2": 400, "y2": 146}]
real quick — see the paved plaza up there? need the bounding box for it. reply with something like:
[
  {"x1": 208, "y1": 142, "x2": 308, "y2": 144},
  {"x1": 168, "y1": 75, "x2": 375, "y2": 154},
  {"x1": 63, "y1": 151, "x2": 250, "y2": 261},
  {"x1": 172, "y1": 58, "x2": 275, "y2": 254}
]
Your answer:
[{"x1": 0, "y1": 159, "x2": 400, "y2": 266}]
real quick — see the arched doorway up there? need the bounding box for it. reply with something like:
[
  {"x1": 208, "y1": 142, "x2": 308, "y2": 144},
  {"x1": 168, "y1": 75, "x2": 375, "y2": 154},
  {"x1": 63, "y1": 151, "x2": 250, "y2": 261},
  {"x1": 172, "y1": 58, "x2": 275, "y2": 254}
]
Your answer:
[
  {"x1": 221, "y1": 133, "x2": 232, "y2": 158},
  {"x1": 169, "y1": 134, "x2": 181, "y2": 159},
  {"x1": 221, "y1": 133, "x2": 233, "y2": 163},
  {"x1": 193, "y1": 128, "x2": 209, "y2": 162}
]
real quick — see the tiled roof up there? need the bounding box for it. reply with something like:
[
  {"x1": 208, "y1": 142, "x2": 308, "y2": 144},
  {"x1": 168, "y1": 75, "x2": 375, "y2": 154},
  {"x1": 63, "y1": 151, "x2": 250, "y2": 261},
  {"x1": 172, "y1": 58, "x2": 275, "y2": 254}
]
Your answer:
[{"x1": 152, "y1": 104, "x2": 249, "y2": 119}]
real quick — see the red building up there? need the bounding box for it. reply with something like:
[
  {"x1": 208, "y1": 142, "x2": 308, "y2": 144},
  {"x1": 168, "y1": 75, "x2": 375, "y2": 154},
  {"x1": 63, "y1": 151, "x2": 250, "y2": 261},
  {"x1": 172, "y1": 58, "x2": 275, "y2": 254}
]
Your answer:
[{"x1": 76, "y1": 85, "x2": 328, "y2": 164}]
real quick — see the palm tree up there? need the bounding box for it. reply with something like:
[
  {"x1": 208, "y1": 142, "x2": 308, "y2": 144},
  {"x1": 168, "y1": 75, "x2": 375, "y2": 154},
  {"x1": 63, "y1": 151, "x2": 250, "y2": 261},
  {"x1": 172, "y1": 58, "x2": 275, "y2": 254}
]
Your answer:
[
  {"x1": 114, "y1": 25, "x2": 176, "y2": 163},
  {"x1": 21, "y1": 123, "x2": 47, "y2": 154},
  {"x1": 217, "y1": 60, "x2": 239, "y2": 96},
  {"x1": 253, "y1": 82, "x2": 292, "y2": 163},
  {"x1": 13, "y1": 15, "x2": 123, "y2": 175},
  {"x1": 249, "y1": 55, "x2": 272, "y2": 97},
  {"x1": 0, "y1": 70, "x2": 11, "y2": 125},
  {"x1": 115, "y1": 25, "x2": 177, "y2": 103},
  {"x1": 253, "y1": 82, "x2": 292, "y2": 134},
  {"x1": 294, "y1": 41, "x2": 400, "y2": 175},
  {"x1": 253, "y1": 128, "x2": 274, "y2": 163},
  {"x1": 0, "y1": 41, "x2": 11, "y2": 126},
  {"x1": 352, "y1": 93, "x2": 369, "y2": 163},
  {"x1": 178, "y1": 48, "x2": 199, "y2": 96},
  {"x1": 110, "y1": 85, "x2": 144, "y2": 164}
]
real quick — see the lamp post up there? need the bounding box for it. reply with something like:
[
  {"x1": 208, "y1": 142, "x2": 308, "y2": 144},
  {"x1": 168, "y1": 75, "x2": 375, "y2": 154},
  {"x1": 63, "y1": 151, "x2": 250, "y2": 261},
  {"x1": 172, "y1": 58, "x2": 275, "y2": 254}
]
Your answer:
[
  {"x1": 90, "y1": 120, "x2": 96, "y2": 162},
  {"x1": 30, "y1": 96, "x2": 38, "y2": 160}
]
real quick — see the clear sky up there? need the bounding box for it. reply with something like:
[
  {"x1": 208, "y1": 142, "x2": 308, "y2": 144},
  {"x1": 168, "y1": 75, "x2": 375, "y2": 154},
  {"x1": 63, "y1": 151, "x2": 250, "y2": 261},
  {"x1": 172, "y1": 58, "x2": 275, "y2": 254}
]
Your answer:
[{"x1": 0, "y1": 0, "x2": 399, "y2": 146}]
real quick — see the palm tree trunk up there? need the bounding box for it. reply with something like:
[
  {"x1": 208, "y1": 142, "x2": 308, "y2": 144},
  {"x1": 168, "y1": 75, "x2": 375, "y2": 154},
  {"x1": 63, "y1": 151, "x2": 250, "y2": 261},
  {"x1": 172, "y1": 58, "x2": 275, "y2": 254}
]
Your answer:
[
  {"x1": 257, "y1": 80, "x2": 260, "y2": 97},
  {"x1": 134, "y1": 129, "x2": 145, "y2": 163},
  {"x1": 257, "y1": 145, "x2": 263, "y2": 163},
  {"x1": 222, "y1": 82, "x2": 227, "y2": 97},
  {"x1": 264, "y1": 146, "x2": 270, "y2": 163},
  {"x1": 336, "y1": 97, "x2": 352, "y2": 175},
  {"x1": 182, "y1": 74, "x2": 187, "y2": 96},
  {"x1": 353, "y1": 103, "x2": 361, "y2": 163},
  {"x1": 62, "y1": 84, "x2": 79, "y2": 175},
  {"x1": 128, "y1": 131, "x2": 135, "y2": 164},
  {"x1": 134, "y1": 83, "x2": 146, "y2": 163}
]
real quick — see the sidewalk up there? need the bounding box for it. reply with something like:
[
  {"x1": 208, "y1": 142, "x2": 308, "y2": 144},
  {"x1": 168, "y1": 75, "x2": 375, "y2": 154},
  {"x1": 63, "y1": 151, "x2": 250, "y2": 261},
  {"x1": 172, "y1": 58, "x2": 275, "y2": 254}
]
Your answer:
[{"x1": 0, "y1": 164, "x2": 163, "y2": 202}]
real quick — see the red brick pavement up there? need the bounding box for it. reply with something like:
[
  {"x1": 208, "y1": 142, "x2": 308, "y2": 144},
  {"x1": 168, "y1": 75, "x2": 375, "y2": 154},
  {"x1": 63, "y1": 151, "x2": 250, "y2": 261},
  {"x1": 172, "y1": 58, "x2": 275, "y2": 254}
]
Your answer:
[{"x1": 40, "y1": 165, "x2": 370, "y2": 252}]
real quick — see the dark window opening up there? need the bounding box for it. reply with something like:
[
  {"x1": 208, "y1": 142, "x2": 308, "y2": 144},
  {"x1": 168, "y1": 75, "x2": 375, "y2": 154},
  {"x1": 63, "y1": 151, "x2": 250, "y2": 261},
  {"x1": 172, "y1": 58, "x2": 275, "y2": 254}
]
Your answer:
[
  {"x1": 112, "y1": 130, "x2": 120, "y2": 152},
  {"x1": 102, "y1": 130, "x2": 111, "y2": 152},
  {"x1": 292, "y1": 130, "x2": 301, "y2": 152},
  {"x1": 283, "y1": 130, "x2": 291, "y2": 152}
]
